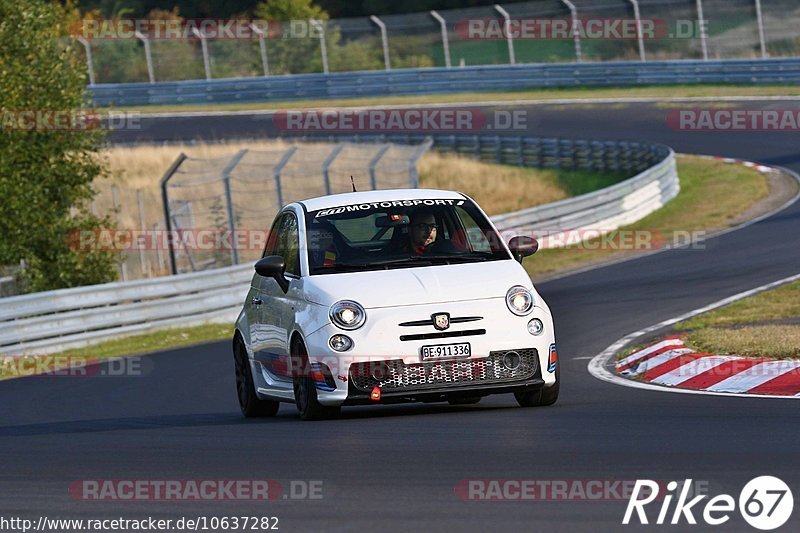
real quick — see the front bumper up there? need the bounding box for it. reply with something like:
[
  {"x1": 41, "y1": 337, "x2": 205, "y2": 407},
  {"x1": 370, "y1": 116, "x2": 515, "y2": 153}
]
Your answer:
[
  {"x1": 303, "y1": 299, "x2": 557, "y2": 406},
  {"x1": 343, "y1": 358, "x2": 545, "y2": 405}
]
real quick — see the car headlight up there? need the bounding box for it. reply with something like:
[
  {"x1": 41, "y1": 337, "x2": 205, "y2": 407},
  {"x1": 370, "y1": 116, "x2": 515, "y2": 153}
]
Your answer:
[
  {"x1": 506, "y1": 286, "x2": 534, "y2": 316},
  {"x1": 329, "y1": 300, "x2": 367, "y2": 330}
]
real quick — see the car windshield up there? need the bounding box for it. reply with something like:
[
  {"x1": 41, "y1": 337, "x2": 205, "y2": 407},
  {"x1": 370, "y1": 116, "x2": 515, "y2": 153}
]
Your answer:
[{"x1": 305, "y1": 197, "x2": 511, "y2": 275}]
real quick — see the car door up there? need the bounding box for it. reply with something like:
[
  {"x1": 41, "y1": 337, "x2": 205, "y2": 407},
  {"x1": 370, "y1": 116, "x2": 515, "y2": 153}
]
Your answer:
[
  {"x1": 254, "y1": 211, "x2": 302, "y2": 385},
  {"x1": 248, "y1": 215, "x2": 281, "y2": 365}
]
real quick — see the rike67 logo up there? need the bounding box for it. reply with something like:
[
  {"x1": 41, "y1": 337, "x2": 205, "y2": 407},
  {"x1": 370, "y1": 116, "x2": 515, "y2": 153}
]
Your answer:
[{"x1": 623, "y1": 477, "x2": 793, "y2": 530}]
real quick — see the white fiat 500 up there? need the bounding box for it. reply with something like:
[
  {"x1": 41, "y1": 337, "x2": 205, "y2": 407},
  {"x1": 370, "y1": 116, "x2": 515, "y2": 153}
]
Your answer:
[{"x1": 233, "y1": 189, "x2": 558, "y2": 420}]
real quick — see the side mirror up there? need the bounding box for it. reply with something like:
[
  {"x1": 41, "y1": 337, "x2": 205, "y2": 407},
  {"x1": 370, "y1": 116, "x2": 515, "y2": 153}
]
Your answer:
[
  {"x1": 255, "y1": 256, "x2": 289, "y2": 293},
  {"x1": 508, "y1": 236, "x2": 539, "y2": 263}
]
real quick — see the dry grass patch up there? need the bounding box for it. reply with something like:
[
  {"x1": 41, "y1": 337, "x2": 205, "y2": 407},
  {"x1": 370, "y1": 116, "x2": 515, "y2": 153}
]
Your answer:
[
  {"x1": 97, "y1": 141, "x2": 622, "y2": 226},
  {"x1": 101, "y1": 139, "x2": 302, "y2": 190},
  {"x1": 103, "y1": 141, "x2": 291, "y2": 189},
  {"x1": 418, "y1": 151, "x2": 568, "y2": 215}
]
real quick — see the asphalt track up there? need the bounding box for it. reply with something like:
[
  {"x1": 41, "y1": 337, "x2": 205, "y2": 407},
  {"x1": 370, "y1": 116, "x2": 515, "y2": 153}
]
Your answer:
[{"x1": 2, "y1": 100, "x2": 800, "y2": 532}]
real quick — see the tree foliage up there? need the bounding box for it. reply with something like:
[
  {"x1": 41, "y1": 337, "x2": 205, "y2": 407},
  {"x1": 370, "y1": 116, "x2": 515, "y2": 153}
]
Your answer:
[{"x1": 0, "y1": 0, "x2": 116, "y2": 292}]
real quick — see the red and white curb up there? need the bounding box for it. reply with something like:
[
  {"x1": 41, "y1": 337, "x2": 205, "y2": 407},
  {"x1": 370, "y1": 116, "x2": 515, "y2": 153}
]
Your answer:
[
  {"x1": 617, "y1": 337, "x2": 800, "y2": 396},
  {"x1": 588, "y1": 272, "x2": 800, "y2": 400},
  {"x1": 707, "y1": 156, "x2": 774, "y2": 174}
]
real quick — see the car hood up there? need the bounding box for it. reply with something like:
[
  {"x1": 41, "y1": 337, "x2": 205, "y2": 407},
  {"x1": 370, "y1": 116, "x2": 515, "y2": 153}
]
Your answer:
[{"x1": 303, "y1": 260, "x2": 532, "y2": 308}]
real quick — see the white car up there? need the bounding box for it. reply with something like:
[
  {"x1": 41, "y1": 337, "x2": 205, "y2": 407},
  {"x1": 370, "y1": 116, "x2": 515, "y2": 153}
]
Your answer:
[{"x1": 233, "y1": 189, "x2": 559, "y2": 420}]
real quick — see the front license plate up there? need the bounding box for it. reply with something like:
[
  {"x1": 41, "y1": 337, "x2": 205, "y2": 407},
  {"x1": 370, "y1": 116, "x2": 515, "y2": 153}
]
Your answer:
[{"x1": 420, "y1": 342, "x2": 471, "y2": 361}]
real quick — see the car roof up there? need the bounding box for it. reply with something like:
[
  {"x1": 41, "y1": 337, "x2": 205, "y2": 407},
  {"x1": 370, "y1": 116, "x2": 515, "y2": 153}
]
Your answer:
[{"x1": 298, "y1": 189, "x2": 467, "y2": 212}]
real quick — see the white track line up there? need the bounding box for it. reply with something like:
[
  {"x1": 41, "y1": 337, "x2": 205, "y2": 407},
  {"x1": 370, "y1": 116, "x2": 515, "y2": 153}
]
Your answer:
[{"x1": 587, "y1": 272, "x2": 800, "y2": 400}]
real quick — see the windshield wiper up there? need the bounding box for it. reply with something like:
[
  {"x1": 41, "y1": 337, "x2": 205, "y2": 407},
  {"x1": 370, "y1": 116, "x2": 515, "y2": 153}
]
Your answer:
[
  {"x1": 418, "y1": 254, "x2": 489, "y2": 263},
  {"x1": 312, "y1": 262, "x2": 374, "y2": 272},
  {"x1": 312, "y1": 259, "x2": 431, "y2": 272},
  {"x1": 311, "y1": 254, "x2": 492, "y2": 273}
]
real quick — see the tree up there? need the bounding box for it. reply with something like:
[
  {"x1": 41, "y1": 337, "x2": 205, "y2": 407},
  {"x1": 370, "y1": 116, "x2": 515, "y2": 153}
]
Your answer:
[
  {"x1": 0, "y1": 0, "x2": 116, "y2": 292},
  {"x1": 253, "y1": 0, "x2": 329, "y2": 74}
]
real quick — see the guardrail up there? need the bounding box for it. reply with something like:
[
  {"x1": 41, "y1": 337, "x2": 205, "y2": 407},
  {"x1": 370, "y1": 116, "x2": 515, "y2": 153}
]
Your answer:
[
  {"x1": 0, "y1": 134, "x2": 677, "y2": 356},
  {"x1": 0, "y1": 265, "x2": 253, "y2": 356},
  {"x1": 491, "y1": 147, "x2": 678, "y2": 245},
  {"x1": 90, "y1": 58, "x2": 800, "y2": 107}
]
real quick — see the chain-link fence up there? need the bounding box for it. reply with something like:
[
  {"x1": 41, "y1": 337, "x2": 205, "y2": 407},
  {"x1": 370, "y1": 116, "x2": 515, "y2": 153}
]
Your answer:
[
  {"x1": 90, "y1": 183, "x2": 173, "y2": 281},
  {"x1": 761, "y1": 0, "x2": 800, "y2": 58},
  {"x1": 160, "y1": 140, "x2": 432, "y2": 274},
  {"x1": 85, "y1": 141, "x2": 431, "y2": 281},
  {"x1": 74, "y1": 1, "x2": 798, "y2": 85}
]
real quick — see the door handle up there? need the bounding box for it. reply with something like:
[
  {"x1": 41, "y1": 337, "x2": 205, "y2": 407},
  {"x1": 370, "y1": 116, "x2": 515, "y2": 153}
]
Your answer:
[{"x1": 252, "y1": 297, "x2": 262, "y2": 306}]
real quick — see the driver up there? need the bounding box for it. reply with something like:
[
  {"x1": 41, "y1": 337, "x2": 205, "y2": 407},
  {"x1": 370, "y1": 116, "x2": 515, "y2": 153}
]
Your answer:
[{"x1": 400, "y1": 209, "x2": 444, "y2": 255}]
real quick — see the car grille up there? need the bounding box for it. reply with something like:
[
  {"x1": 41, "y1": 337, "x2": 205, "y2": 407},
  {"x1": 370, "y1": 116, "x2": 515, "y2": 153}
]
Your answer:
[{"x1": 349, "y1": 349, "x2": 538, "y2": 392}]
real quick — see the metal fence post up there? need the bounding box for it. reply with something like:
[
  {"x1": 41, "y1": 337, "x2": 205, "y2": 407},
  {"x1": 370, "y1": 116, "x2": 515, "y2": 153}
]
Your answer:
[
  {"x1": 153, "y1": 223, "x2": 165, "y2": 274},
  {"x1": 273, "y1": 146, "x2": 299, "y2": 209},
  {"x1": 76, "y1": 37, "x2": 96, "y2": 85},
  {"x1": 370, "y1": 15, "x2": 391, "y2": 70},
  {"x1": 110, "y1": 185, "x2": 127, "y2": 281},
  {"x1": 493, "y1": 5, "x2": 516, "y2": 65},
  {"x1": 696, "y1": 0, "x2": 709, "y2": 60},
  {"x1": 368, "y1": 144, "x2": 392, "y2": 189},
  {"x1": 135, "y1": 31, "x2": 155, "y2": 83},
  {"x1": 322, "y1": 143, "x2": 346, "y2": 195},
  {"x1": 754, "y1": 0, "x2": 767, "y2": 58},
  {"x1": 137, "y1": 189, "x2": 148, "y2": 276},
  {"x1": 430, "y1": 11, "x2": 451, "y2": 68},
  {"x1": 171, "y1": 206, "x2": 197, "y2": 273},
  {"x1": 560, "y1": 0, "x2": 583, "y2": 63},
  {"x1": 627, "y1": 0, "x2": 646, "y2": 61},
  {"x1": 309, "y1": 20, "x2": 329, "y2": 74},
  {"x1": 250, "y1": 23, "x2": 270, "y2": 76},
  {"x1": 159, "y1": 153, "x2": 188, "y2": 275},
  {"x1": 191, "y1": 27, "x2": 212, "y2": 80},
  {"x1": 408, "y1": 138, "x2": 434, "y2": 188},
  {"x1": 221, "y1": 149, "x2": 249, "y2": 266}
]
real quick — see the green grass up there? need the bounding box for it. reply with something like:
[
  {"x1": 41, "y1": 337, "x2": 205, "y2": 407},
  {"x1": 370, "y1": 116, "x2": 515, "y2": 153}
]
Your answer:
[
  {"x1": 676, "y1": 281, "x2": 800, "y2": 359},
  {"x1": 556, "y1": 168, "x2": 624, "y2": 196},
  {"x1": 616, "y1": 284, "x2": 800, "y2": 361},
  {"x1": 523, "y1": 155, "x2": 770, "y2": 278},
  {"x1": 1, "y1": 323, "x2": 234, "y2": 380},
  {"x1": 686, "y1": 325, "x2": 800, "y2": 359},
  {"x1": 59, "y1": 323, "x2": 233, "y2": 359},
  {"x1": 677, "y1": 281, "x2": 800, "y2": 330},
  {"x1": 107, "y1": 84, "x2": 800, "y2": 114}
]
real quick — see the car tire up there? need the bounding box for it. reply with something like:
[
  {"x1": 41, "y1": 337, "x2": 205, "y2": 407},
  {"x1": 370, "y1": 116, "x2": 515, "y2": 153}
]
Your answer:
[
  {"x1": 515, "y1": 365, "x2": 559, "y2": 407},
  {"x1": 292, "y1": 341, "x2": 341, "y2": 421},
  {"x1": 448, "y1": 396, "x2": 482, "y2": 405},
  {"x1": 233, "y1": 337, "x2": 280, "y2": 418}
]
